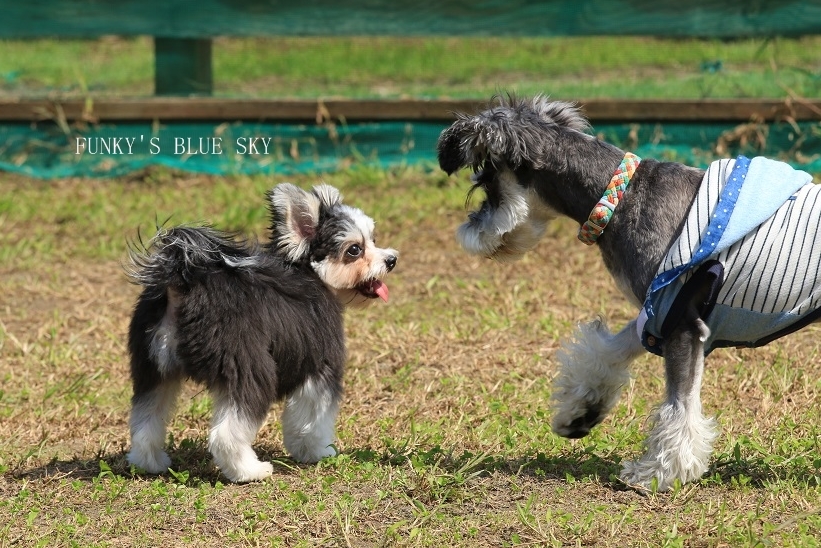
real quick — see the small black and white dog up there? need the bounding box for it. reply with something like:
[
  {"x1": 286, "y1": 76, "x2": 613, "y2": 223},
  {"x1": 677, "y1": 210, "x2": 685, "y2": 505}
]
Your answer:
[
  {"x1": 125, "y1": 183, "x2": 397, "y2": 482},
  {"x1": 438, "y1": 94, "x2": 821, "y2": 490}
]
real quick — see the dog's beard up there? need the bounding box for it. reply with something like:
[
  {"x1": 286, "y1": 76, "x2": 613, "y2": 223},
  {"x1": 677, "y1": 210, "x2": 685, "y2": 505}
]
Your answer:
[
  {"x1": 458, "y1": 216, "x2": 548, "y2": 263},
  {"x1": 458, "y1": 171, "x2": 555, "y2": 262},
  {"x1": 495, "y1": 220, "x2": 548, "y2": 262}
]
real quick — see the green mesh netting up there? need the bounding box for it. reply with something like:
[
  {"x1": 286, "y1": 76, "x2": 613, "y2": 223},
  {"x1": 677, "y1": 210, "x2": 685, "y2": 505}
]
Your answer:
[{"x1": 1, "y1": 120, "x2": 819, "y2": 178}]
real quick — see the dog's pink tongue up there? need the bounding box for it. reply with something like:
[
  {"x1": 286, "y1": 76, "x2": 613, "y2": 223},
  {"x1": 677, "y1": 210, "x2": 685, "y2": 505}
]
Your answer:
[{"x1": 373, "y1": 280, "x2": 389, "y2": 302}]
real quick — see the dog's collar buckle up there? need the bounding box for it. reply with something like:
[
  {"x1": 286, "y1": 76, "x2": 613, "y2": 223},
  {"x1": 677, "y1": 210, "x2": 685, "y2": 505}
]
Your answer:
[{"x1": 578, "y1": 152, "x2": 641, "y2": 245}]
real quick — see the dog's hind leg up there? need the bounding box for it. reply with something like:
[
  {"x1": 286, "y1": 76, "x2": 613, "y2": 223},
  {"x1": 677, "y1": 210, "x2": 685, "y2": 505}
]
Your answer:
[
  {"x1": 127, "y1": 377, "x2": 182, "y2": 474},
  {"x1": 551, "y1": 319, "x2": 645, "y2": 438},
  {"x1": 127, "y1": 295, "x2": 182, "y2": 475},
  {"x1": 281, "y1": 377, "x2": 340, "y2": 463},
  {"x1": 619, "y1": 317, "x2": 718, "y2": 491},
  {"x1": 208, "y1": 387, "x2": 274, "y2": 483}
]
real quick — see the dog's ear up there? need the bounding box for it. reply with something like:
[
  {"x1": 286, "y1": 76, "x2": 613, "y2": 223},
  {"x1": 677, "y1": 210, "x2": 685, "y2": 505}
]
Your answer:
[
  {"x1": 268, "y1": 183, "x2": 345, "y2": 261},
  {"x1": 310, "y1": 184, "x2": 342, "y2": 210},
  {"x1": 438, "y1": 109, "x2": 524, "y2": 173},
  {"x1": 437, "y1": 123, "x2": 471, "y2": 175},
  {"x1": 268, "y1": 183, "x2": 324, "y2": 261}
]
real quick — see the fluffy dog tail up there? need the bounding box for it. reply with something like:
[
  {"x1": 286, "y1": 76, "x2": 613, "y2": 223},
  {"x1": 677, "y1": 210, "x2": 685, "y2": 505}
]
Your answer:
[{"x1": 126, "y1": 226, "x2": 259, "y2": 295}]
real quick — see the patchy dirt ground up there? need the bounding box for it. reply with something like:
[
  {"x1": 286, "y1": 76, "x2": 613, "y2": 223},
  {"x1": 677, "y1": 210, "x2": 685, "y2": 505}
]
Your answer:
[{"x1": 2, "y1": 169, "x2": 821, "y2": 546}]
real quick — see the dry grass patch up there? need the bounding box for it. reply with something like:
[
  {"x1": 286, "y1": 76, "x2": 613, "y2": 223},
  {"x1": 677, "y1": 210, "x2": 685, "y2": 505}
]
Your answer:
[{"x1": 2, "y1": 167, "x2": 821, "y2": 546}]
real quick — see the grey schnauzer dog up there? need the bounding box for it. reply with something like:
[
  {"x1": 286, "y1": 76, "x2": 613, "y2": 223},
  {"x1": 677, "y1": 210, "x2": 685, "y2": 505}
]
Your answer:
[{"x1": 437, "y1": 94, "x2": 821, "y2": 490}]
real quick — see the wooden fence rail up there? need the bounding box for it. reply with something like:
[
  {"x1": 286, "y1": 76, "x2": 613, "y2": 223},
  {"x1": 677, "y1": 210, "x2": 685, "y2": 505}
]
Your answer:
[{"x1": 1, "y1": 98, "x2": 821, "y2": 123}]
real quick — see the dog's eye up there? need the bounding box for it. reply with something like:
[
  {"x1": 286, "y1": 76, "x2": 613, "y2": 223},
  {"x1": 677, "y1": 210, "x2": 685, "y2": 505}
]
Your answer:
[{"x1": 346, "y1": 244, "x2": 363, "y2": 257}]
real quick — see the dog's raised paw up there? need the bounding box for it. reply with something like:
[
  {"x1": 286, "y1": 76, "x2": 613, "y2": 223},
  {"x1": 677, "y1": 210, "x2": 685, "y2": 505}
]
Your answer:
[{"x1": 552, "y1": 404, "x2": 604, "y2": 439}]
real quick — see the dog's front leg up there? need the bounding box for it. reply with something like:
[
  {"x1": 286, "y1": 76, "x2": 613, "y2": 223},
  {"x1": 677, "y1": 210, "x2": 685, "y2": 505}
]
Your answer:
[
  {"x1": 282, "y1": 377, "x2": 340, "y2": 463},
  {"x1": 620, "y1": 317, "x2": 718, "y2": 491},
  {"x1": 208, "y1": 387, "x2": 274, "y2": 483},
  {"x1": 551, "y1": 319, "x2": 644, "y2": 438}
]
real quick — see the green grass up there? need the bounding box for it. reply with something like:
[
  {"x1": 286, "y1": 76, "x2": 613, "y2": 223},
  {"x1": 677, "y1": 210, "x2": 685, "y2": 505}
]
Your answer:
[
  {"x1": 2, "y1": 167, "x2": 821, "y2": 546},
  {"x1": 1, "y1": 33, "x2": 821, "y2": 547},
  {"x1": 2, "y1": 35, "x2": 821, "y2": 99}
]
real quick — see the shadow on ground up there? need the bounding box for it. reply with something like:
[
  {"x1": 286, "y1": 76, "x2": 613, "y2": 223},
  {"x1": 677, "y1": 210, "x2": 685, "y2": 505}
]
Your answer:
[{"x1": 8, "y1": 441, "x2": 818, "y2": 492}]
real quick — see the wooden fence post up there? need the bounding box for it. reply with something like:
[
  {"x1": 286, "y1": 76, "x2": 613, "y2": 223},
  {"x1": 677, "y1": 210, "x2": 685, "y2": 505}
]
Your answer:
[{"x1": 154, "y1": 38, "x2": 213, "y2": 96}]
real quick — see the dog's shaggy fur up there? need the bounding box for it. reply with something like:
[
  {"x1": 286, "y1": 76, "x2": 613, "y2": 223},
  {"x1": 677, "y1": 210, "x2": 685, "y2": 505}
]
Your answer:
[
  {"x1": 125, "y1": 183, "x2": 397, "y2": 482},
  {"x1": 437, "y1": 94, "x2": 818, "y2": 490}
]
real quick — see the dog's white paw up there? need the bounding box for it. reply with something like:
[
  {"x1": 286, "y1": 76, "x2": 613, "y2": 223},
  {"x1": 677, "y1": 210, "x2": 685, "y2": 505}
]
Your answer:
[
  {"x1": 619, "y1": 454, "x2": 709, "y2": 492},
  {"x1": 619, "y1": 403, "x2": 717, "y2": 491},
  {"x1": 222, "y1": 459, "x2": 274, "y2": 483},
  {"x1": 619, "y1": 458, "x2": 675, "y2": 491},
  {"x1": 287, "y1": 441, "x2": 337, "y2": 463},
  {"x1": 127, "y1": 448, "x2": 172, "y2": 474}
]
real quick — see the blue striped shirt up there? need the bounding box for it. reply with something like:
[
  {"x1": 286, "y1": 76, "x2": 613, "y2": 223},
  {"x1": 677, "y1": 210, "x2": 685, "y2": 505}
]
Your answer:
[{"x1": 639, "y1": 156, "x2": 818, "y2": 355}]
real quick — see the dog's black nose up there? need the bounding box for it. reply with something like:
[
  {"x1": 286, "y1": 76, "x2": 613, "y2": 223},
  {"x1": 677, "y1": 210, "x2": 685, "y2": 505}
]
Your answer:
[{"x1": 385, "y1": 255, "x2": 397, "y2": 272}]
